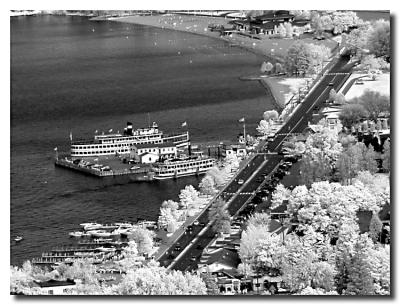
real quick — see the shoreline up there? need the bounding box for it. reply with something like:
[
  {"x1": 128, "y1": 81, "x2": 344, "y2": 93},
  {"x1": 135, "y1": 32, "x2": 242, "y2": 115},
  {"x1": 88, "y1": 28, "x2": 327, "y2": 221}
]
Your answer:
[{"x1": 108, "y1": 15, "x2": 278, "y2": 61}]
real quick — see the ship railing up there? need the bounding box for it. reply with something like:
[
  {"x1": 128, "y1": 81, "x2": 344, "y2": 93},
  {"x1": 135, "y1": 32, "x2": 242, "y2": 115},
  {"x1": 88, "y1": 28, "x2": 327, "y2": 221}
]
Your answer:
[{"x1": 71, "y1": 139, "x2": 98, "y2": 145}]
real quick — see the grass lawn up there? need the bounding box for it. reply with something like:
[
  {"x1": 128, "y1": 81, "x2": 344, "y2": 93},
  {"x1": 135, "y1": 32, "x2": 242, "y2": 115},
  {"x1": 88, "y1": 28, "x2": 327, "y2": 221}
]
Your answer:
[{"x1": 344, "y1": 73, "x2": 390, "y2": 100}]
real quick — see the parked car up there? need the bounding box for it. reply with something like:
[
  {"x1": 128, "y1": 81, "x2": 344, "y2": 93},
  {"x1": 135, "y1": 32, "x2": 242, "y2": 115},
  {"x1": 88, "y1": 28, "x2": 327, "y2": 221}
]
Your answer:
[
  {"x1": 238, "y1": 179, "x2": 244, "y2": 185},
  {"x1": 174, "y1": 243, "x2": 181, "y2": 252}
]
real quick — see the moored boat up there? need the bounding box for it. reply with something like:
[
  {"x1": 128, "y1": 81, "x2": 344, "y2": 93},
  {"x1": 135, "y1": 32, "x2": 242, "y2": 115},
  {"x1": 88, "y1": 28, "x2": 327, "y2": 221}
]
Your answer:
[
  {"x1": 14, "y1": 236, "x2": 23, "y2": 242},
  {"x1": 89, "y1": 230, "x2": 113, "y2": 238},
  {"x1": 70, "y1": 122, "x2": 189, "y2": 158},
  {"x1": 152, "y1": 155, "x2": 216, "y2": 179}
]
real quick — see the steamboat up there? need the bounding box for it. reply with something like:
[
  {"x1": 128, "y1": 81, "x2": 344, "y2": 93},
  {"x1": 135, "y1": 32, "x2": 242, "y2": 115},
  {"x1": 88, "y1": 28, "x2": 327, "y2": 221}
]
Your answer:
[{"x1": 70, "y1": 122, "x2": 189, "y2": 158}]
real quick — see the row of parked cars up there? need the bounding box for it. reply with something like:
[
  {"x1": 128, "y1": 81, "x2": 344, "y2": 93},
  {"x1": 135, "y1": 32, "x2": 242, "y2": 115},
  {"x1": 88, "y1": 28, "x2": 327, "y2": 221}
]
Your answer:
[{"x1": 230, "y1": 156, "x2": 298, "y2": 226}]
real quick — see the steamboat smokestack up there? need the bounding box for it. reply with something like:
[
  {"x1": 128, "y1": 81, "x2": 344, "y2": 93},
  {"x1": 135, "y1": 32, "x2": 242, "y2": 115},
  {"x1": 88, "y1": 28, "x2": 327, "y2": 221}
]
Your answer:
[{"x1": 127, "y1": 122, "x2": 133, "y2": 136}]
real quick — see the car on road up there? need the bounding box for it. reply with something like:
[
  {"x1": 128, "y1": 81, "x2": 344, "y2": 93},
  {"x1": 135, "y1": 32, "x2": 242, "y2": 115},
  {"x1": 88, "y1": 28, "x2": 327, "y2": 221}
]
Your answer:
[
  {"x1": 196, "y1": 244, "x2": 203, "y2": 250},
  {"x1": 355, "y1": 80, "x2": 364, "y2": 85},
  {"x1": 238, "y1": 179, "x2": 244, "y2": 185},
  {"x1": 328, "y1": 82, "x2": 334, "y2": 86},
  {"x1": 174, "y1": 244, "x2": 181, "y2": 252},
  {"x1": 193, "y1": 220, "x2": 199, "y2": 226},
  {"x1": 190, "y1": 255, "x2": 197, "y2": 262}
]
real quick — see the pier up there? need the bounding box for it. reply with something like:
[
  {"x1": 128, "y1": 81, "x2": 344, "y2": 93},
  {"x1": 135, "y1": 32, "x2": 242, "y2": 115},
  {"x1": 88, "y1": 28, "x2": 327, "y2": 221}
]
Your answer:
[{"x1": 54, "y1": 157, "x2": 154, "y2": 180}]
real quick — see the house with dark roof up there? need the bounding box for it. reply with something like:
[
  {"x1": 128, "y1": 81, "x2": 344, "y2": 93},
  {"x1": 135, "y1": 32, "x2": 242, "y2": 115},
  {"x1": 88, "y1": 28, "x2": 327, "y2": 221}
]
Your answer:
[{"x1": 33, "y1": 279, "x2": 77, "y2": 295}]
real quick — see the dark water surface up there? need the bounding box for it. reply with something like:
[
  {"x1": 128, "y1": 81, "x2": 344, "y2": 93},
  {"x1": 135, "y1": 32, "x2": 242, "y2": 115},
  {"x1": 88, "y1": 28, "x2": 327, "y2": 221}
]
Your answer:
[{"x1": 10, "y1": 15, "x2": 273, "y2": 265}]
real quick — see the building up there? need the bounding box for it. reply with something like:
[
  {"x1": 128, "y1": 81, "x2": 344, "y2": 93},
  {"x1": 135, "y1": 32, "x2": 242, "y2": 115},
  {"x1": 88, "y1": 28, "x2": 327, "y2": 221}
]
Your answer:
[
  {"x1": 33, "y1": 279, "x2": 77, "y2": 295},
  {"x1": 130, "y1": 142, "x2": 177, "y2": 163},
  {"x1": 222, "y1": 143, "x2": 247, "y2": 158}
]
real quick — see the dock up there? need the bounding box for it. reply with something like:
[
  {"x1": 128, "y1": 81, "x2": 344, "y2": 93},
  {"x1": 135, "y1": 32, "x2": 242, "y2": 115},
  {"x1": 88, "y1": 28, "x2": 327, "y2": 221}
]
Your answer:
[{"x1": 54, "y1": 157, "x2": 155, "y2": 180}]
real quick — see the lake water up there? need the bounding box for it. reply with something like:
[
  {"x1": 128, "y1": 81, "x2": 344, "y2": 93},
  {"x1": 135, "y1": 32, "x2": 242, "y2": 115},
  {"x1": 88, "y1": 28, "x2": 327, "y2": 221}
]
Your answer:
[{"x1": 10, "y1": 15, "x2": 274, "y2": 265}]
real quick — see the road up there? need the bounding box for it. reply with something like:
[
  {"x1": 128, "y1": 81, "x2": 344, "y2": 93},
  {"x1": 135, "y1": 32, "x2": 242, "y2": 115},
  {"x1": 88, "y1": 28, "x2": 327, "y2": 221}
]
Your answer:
[{"x1": 158, "y1": 54, "x2": 353, "y2": 272}]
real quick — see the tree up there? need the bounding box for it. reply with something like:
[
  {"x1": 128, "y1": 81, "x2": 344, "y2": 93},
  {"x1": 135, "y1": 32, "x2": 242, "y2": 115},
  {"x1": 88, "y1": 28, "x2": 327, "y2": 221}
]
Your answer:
[
  {"x1": 256, "y1": 119, "x2": 272, "y2": 137},
  {"x1": 208, "y1": 198, "x2": 231, "y2": 235},
  {"x1": 275, "y1": 62, "x2": 283, "y2": 74},
  {"x1": 334, "y1": 92, "x2": 346, "y2": 104},
  {"x1": 345, "y1": 234, "x2": 387, "y2": 295},
  {"x1": 129, "y1": 228, "x2": 155, "y2": 255},
  {"x1": 300, "y1": 153, "x2": 332, "y2": 187},
  {"x1": 336, "y1": 142, "x2": 376, "y2": 184},
  {"x1": 285, "y1": 41, "x2": 310, "y2": 76},
  {"x1": 277, "y1": 23, "x2": 286, "y2": 38},
  {"x1": 310, "y1": 12, "x2": 324, "y2": 37},
  {"x1": 331, "y1": 11, "x2": 359, "y2": 34},
  {"x1": 179, "y1": 185, "x2": 199, "y2": 208},
  {"x1": 342, "y1": 20, "x2": 371, "y2": 58},
  {"x1": 296, "y1": 287, "x2": 338, "y2": 295},
  {"x1": 284, "y1": 22, "x2": 293, "y2": 38},
  {"x1": 200, "y1": 273, "x2": 220, "y2": 295},
  {"x1": 328, "y1": 88, "x2": 337, "y2": 102},
  {"x1": 349, "y1": 89, "x2": 390, "y2": 121},
  {"x1": 367, "y1": 19, "x2": 390, "y2": 60},
  {"x1": 207, "y1": 167, "x2": 225, "y2": 187},
  {"x1": 271, "y1": 184, "x2": 291, "y2": 209},
  {"x1": 369, "y1": 213, "x2": 383, "y2": 243},
  {"x1": 161, "y1": 200, "x2": 179, "y2": 211},
  {"x1": 240, "y1": 223, "x2": 284, "y2": 271},
  {"x1": 260, "y1": 61, "x2": 267, "y2": 73},
  {"x1": 109, "y1": 263, "x2": 207, "y2": 295},
  {"x1": 358, "y1": 55, "x2": 389, "y2": 72},
  {"x1": 264, "y1": 62, "x2": 274, "y2": 73},
  {"x1": 361, "y1": 145, "x2": 378, "y2": 173},
  {"x1": 381, "y1": 138, "x2": 390, "y2": 172},
  {"x1": 199, "y1": 175, "x2": 216, "y2": 196},
  {"x1": 263, "y1": 110, "x2": 279, "y2": 121},
  {"x1": 339, "y1": 104, "x2": 368, "y2": 128}
]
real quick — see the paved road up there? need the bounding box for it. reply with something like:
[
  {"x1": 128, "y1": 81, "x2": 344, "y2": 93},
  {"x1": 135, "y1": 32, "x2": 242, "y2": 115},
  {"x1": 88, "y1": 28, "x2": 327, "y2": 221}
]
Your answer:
[
  {"x1": 268, "y1": 55, "x2": 353, "y2": 152},
  {"x1": 158, "y1": 55, "x2": 353, "y2": 271}
]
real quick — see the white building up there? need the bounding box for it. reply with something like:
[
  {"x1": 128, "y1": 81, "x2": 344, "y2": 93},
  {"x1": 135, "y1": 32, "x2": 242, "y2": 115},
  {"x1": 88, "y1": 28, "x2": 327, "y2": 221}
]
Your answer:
[
  {"x1": 131, "y1": 142, "x2": 177, "y2": 163},
  {"x1": 33, "y1": 279, "x2": 77, "y2": 295},
  {"x1": 223, "y1": 144, "x2": 247, "y2": 158}
]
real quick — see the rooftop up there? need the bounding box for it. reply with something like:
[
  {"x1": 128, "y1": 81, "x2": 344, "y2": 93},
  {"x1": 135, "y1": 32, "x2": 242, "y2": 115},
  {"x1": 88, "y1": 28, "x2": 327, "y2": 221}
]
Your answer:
[{"x1": 34, "y1": 279, "x2": 76, "y2": 288}]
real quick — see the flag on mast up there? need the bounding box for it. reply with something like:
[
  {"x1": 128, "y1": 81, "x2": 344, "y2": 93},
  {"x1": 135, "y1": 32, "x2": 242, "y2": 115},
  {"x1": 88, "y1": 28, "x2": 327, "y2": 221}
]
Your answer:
[
  {"x1": 54, "y1": 147, "x2": 58, "y2": 151},
  {"x1": 239, "y1": 117, "x2": 245, "y2": 123},
  {"x1": 69, "y1": 131, "x2": 73, "y2": 141},
  {"x1": 109, "y1": 129, "x2": 113, "y2": 133},
  {"x1": 181, "y1": 121, "x2": 187, "y2": 127}
]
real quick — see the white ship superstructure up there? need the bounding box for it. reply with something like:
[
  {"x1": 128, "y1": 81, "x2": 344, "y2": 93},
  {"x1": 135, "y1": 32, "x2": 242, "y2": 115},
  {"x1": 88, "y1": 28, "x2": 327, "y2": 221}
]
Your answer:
[
  {"x1": 152, "y1": 155, "x2": 216, "y2": 179},
  {"x1": 70, "y1": 122, "x2": 189, "y2": 158}
]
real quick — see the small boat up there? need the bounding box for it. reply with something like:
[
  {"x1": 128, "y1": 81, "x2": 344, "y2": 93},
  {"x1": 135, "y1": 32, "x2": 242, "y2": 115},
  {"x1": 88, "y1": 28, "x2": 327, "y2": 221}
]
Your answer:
[
  {"x1": 83, "y1": 223, "x2": 103, "y2": 231},
  {"x1": 69, "y1": 231, "x2": 84, "y2": 238},
  {"x1": 89, "y1": 230, "x2": 113, "y2": 238},
  {"x1": 114, "y1": 222, "x2": 134, "y2": 228},
  {"x1": 14, "y1": 236, "x2": 23, "y2": 242}
]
